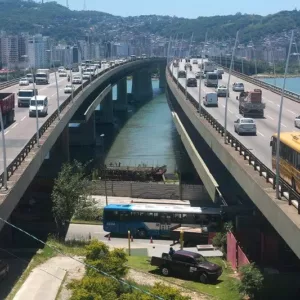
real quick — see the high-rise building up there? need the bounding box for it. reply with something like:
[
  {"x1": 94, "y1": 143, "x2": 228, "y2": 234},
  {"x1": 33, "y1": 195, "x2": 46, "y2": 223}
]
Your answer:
[
  {"x1": 72, "y1": 46, "x2": 79, "y2": 63},
  {"x1": 28, "y1": 34, "x2": 48, "y2": 68},
  {"x1": 1, "y1": 35, "x2": 19, "y2": 68}
]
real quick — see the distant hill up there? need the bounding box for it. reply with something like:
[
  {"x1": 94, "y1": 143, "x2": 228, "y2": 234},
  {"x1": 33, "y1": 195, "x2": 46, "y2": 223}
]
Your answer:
[{"x1": 0, "y1": 1, "x2": 299, "y2": 43}]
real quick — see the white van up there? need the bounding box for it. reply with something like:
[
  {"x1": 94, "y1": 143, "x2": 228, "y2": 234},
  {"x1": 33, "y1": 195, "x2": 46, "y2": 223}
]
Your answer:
[
  {"x1": 204, "y1": 72, "x2": 218, "y2": 87},
  {"x1": 29, "y1": 95, "x2": 48, "y2": 117},
  {"x1": 203, "y1": 92, "x2": 218, "y2": 107}
]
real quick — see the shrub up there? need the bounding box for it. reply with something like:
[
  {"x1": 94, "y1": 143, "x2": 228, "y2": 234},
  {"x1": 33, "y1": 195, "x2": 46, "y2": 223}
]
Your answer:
[
  {"x1": 238, "y1": 263, "x2": 264, "y2": 299},
  {"x1": 73, "y1": 196, "x2": 103, "y2": 221}
]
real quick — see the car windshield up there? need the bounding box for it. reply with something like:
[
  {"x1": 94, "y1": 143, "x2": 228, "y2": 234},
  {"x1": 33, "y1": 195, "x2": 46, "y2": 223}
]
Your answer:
[
  {"x1": 19, "y1": 91, "x2": 34, "y2": 97},
  {"x1": 30, "y1": 100, "x2": 44, "y2": 106},
  {"x1": 66, "y1": 85, "x2": 73, "y2": 88},
  {"x1": 194, "y1": 255, "x2": 207, "y2": 263},
  {"x1": 21, "y1": 78, "x2": 28, "y2": 81},
  {"x1": 241, "y1": 119, "x2": 254, "y2": 123},
  {"x1": 236, "y1": 83, "x2": 244, "y2": 87}
]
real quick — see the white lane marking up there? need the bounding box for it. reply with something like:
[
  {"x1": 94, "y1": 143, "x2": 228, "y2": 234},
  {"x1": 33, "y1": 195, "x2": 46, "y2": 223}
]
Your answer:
[
  {"x1": 11, "y1": 123, "x2": 18, "y2": 129},
  {"x1": 51, "y1": 93, "x2": 56, "y2": 97},
  {"x1": 281, "y1": 123, "x2": 287, "y2": 128},
  {"x1": 21, "y1": 116, "x2": 26, "y2": 121},
  {"x1": 257, "y1": 131, "x2": 264, "y2": 137},
  {"x1": 228, "y1": 109, "x2": 233, "y2": 113},
  {"x1": 287, "y1": 109, "x2": 296, "y2": 115},
  {"x1": 222, "y1": 104, "x2": 225, "y2": 108},
  {"x1": 4, "y1": 130, "x2": 9, "y2": 135},
  {"x1": 266, "y1": 115, "x2": 274, "y2": 120},
  {"x1": 277, "y1": 104, "x2": 280, "y2": 107},
  {"x1": 268, "y1": 100, "x2": 274, "y2": 103}
]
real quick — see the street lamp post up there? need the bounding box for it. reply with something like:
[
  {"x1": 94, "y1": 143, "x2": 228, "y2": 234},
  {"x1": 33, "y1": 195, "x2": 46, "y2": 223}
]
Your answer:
[
  {"x1": 0, "y1": 105, "x2": 8, "y2": 190},
  {"x1": 275, "y1": 30, "x2": 294, "y2": 199},
  {"x1": 224, "y1": 31, "x2": 239, "y2": 144}
]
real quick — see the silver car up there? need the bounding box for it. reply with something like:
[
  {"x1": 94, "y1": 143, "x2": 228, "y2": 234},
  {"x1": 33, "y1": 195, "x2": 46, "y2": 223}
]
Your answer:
[
  {"x1": 295, "y1": 116, "x2": 300, "y2": 128},
  {"x1": 232, "y1": 82, "x2": 245, "y2": 92},
  {"x1": 234, "y1": 118, "x2": 256, "y2": 135}
]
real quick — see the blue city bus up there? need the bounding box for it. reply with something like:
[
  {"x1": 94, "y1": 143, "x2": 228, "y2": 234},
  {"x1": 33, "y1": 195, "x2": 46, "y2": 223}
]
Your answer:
[{"x1": 103, "y1": 204, "x2": 222, "y2": 238}]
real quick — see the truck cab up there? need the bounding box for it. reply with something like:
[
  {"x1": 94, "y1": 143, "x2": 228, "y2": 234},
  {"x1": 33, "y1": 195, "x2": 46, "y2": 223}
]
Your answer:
[
  {"x1": 29, "y1": 95, "x2": 48, "y2": 117},
  {"x1": 18, "y1": 89, "x2": 38, "y2": 107}
]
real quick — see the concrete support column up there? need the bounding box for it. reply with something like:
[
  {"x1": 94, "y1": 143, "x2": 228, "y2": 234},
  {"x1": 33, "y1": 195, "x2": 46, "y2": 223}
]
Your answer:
[
  {"x1": 115, "y1": 77, "x2": 128, "y2": 111},
  {"x1": 132, "y1": 68, "x2": 153, "y2": 102},
  {"x1": 159, "y1": 64, "x2": 166, "y2": 89},
  {"x1": 99, "y1": 90, "x2": 114, "y2": 123},
  {"x1": 69, "y1": 113, "x2": 96, "y2": 146}
]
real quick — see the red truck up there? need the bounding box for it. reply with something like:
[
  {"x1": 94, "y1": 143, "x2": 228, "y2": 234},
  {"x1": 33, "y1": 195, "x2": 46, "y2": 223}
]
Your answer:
[{"x1": 0, "y1": 93, "x2": 15, "y2": 129}]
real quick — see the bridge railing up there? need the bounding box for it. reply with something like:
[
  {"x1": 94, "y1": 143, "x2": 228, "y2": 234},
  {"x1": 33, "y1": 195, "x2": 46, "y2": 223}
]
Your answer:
[
  {"x1": 167, "y1": 66, "x2": 300, "y2": 214},
  {"x1": 212, "y1": 62, "x2": 300, "y2": 102},
  {"x1": 1, "y1": 57, "x2": 163, "y2": 188}
]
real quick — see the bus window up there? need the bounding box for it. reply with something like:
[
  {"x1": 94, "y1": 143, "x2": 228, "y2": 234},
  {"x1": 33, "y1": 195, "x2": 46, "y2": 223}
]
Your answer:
[{"x1": 120, "y1": 211, "x2": 130, "y2": 221}]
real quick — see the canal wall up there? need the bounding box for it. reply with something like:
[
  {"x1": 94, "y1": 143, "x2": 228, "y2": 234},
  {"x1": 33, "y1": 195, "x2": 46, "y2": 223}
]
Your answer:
[{"x1": 90, "y1": 181, "x2": 211, "y2": 203}]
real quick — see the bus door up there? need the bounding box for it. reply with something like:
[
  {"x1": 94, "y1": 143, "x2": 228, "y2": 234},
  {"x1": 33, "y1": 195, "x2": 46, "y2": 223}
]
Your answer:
[{"x1": 159, "y1": 213, "x2": 172, "y2": 237}]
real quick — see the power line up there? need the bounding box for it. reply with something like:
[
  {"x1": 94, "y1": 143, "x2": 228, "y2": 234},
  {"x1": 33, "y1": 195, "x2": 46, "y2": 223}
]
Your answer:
[{"x1": 0, "y1": 217, "x2": 163, "y2": 300}]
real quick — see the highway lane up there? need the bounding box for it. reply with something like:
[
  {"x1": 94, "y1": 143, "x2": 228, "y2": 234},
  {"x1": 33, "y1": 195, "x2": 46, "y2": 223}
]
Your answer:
[
  {"x1": 0, "y1": 65, "x2": 109, "y2": 172},
  {"x1": 172, "y1": 59, "x2": 300, "y2": 168}
]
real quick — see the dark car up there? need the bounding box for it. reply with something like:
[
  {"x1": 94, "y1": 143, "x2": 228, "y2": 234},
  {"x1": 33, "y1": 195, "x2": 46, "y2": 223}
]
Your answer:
[
  {"x1": 0, "y1": 260, "x2": 9, "y2": 280},
  {"x1": 187, "y1": 78, "x2": 197, "y2": 87},
  {"x1": 178, "y1": 71, "x2": 186, "y2": 78},
  {"x1": 151, "y1": 250, "x2": 222, "y2": 284}
]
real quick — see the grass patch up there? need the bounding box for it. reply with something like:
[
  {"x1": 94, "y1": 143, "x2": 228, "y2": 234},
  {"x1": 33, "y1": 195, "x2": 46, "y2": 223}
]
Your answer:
[
  {"x1": 127, "y1": 256, "x2": 240, "y2": 300},
  {"x1": 6, "y1": 237, "x2": 89, "y2": 300},
  {"x1": 71, "y1": 219, "x2": 102, "y2": 225}
]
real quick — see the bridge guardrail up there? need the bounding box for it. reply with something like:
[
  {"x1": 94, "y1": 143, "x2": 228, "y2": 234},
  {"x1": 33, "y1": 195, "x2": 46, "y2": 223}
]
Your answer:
[
  {"x1": 0, "y1": 78, "x2": 22, "y2": 90},
  {"x1": 0, "y1": 57, "x2": 163, "y2": 189},
  {"x1": 214, "y1": 63, "x2": 300, "y2": 102},
  {"x1": 168, "y1": 66, "x2": 300, "y2": 214}
]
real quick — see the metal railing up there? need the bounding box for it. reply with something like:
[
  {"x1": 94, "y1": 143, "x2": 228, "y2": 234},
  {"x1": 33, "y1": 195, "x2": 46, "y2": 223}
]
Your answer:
[
  {"x1": 0, "y1": 57, "x2": 164, "y2": 189},
  {"x1": 0, "y1": 78, "x2": 22, "y2": 90},
  {"x1": 213, "y1": 63, "x2": 300, "y2": 102},
  {"x1": 167, "y1": 67, "x2": 300, "y2": 214}
]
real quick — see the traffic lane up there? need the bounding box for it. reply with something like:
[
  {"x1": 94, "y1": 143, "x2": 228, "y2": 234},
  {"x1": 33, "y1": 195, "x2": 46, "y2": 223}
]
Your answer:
[{"x1": 177, "y1": 75, "x2": 273, "y2": 168}]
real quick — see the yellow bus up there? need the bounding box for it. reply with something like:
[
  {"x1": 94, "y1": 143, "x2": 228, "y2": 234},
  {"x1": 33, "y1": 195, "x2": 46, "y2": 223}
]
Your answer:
[{"x1": 270, "y1": 132, "x2": 300, "y2": 192}]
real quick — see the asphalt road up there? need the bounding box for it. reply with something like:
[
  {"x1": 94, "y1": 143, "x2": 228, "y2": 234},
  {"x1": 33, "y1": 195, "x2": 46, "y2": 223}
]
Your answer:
[
  {"x1": 172, "y1": 59, "x2": 300, "y2": 168},
  {"x1": 0, "y1": 65, "x2": 109, "y2": 173}
]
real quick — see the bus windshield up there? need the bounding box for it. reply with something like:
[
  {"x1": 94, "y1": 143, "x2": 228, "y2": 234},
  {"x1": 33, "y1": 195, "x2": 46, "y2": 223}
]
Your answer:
[{"x1": 271, "y1": 132, "x2": 300, "y2": 191}]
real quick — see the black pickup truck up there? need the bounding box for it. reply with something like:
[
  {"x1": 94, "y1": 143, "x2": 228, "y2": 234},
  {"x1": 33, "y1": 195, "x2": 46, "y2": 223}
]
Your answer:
[{"x1": 150, "y1": 250, "x2": 222, "y2": 284}]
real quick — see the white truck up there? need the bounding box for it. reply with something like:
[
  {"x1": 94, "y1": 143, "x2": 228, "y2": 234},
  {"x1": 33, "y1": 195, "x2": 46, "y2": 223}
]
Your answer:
[
  {"x1": 18, "y1": 89, "x2": 38, "y2": 107},
  {"x1": 237, "y1": 89, "x2": 265, "y2": 118},
  {"x1": 35, "y1": 69, "x2": 50, "y2": 84},
  {"x1": 203, "y1": 61, "x2": 215, "y2": 74}
]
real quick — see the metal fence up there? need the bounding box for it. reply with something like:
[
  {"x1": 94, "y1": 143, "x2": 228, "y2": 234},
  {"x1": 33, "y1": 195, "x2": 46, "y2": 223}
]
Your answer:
[
  {"x1": 167, "y1": 66, "x2": 300, "y2": 213},
  {"x1": 0, "y1": 57, "x2": 164, "y2": 188}
]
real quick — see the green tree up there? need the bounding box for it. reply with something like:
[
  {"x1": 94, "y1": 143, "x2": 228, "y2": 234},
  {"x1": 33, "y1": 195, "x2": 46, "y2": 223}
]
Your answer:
[
  {"x1": 85, "y1": 240, "x2": 128, "y2": 278},
  {"x1": 52, "y1": 161, "x2": 89, "y2": 239},
  {"x1": 238, "y1": 263, "x2": 264, "y2": 299}
]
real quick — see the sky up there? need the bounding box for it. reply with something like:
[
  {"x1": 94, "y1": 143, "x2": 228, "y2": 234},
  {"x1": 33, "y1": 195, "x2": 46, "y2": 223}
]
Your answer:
[{"x1": 53, "y1": 0, "x2": 299, "y2": 18}]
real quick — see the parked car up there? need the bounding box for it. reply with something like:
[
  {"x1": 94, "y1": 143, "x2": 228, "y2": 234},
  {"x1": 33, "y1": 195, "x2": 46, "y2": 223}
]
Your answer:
[
  {"x1": 0, "y1": 260, "x2": 9, "y2": 280},
  {"x1": 72, "y1": 76, "x2": 82, "y2": 84},
  {"x1": 232, "y1": 82, "x2": 245, "y2": 92},
  {"x1": 151, "y1": 250, "x2": 222, "y2": 284},
  {"x1": 19, "y1": 78, "x2": 30, "y2": 86},
  {"x1": 294, "y1": 115, "x2": 300, "y2": 128},
  {"x1": 64, "y1": 84, "x2": 75, "y2": 94},
  {"x1": 187, "y1": 77, "x2": 197, "y2": 87},
  {"x1": 234, "y1": 118, "x2": 257, "y2": 135}
]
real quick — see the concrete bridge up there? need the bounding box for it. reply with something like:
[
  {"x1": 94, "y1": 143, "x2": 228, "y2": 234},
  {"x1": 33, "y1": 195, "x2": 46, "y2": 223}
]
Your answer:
[
  {"x1": 0, "y1": 57, "x2": 166, "y2": 238},
  {"x1": 166, "y1": 58, "x2": 300, "y2": 260}
]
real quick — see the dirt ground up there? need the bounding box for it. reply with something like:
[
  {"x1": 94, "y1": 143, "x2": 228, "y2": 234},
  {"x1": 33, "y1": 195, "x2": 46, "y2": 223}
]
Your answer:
[{"x1": 126, "y1": 269, "x2": 211, "y2": 300}]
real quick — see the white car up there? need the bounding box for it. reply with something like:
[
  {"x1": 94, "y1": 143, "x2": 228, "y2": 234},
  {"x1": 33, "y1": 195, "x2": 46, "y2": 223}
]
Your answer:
[
  {"x1": 216, "y1": 85, "x2": 229, "y2": 97},
  {"x1": 192, "y1": 59, "x2": 198, "y2": 64},
  {"x1": 19, "y1": 78, "x2": 29, "y2": 86},
  {"x1": 64, "y1": 84, "x2": 75, "y2": 93},
  {"x1": 295, "y1": 115, "x2": 300, "y2": 128},
  {"x1": 72, "y1": 76, "x2": 82, "y2": 84},
  {"x1": 232, "y1": 82, "x2": 245, "y2": 92},
  {"x1": 82, "y1": 72, "x2": 93, "y2": 80},
  {"x1": 234, "y1": 118, "x2": 256, "y2": 135},
  {"x1": 59, "y1": 71, "x2": 67, "y2": 77}
]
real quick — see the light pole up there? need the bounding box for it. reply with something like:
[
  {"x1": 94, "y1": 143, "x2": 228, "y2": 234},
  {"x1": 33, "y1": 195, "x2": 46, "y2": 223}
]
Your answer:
[
  {"x1": 46, "y1": 49, "x2": 60, "y2": 120},
  {"x1": 198, "y1": 51, "x2": 203, "y2": 116},
  {"x1": 100, "y1": 133, "x2": 108, "y2": 206},
  {"x1": 241, "y1": 57, "x2": 244, "y2": 74},
  {"x1": 0, "y1": 105, "x2": 8, "y2": 190},
  {"x1": 275, "y1": 30, "x2": 294, "y2": 199},
  {"x1": 224, "y1": 31, "x2": 239, "y2": 144}
]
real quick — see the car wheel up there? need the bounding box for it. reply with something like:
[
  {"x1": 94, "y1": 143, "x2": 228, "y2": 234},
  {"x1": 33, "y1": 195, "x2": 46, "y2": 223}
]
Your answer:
[
  {"x1": 137, "y1": 228, "x2": 147, "y2": 238},
  {"x1": 200, "y1": 273, "x2": 208, "y2": 284},
  {"x1": 161, "y1": 266, "x2": 170, "y2": 276}
]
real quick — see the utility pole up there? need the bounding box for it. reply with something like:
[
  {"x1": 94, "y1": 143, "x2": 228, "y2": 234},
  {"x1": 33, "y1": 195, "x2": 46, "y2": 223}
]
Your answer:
[{"x1": 66, "y1": 0, "x2": 69, "y2": 8}]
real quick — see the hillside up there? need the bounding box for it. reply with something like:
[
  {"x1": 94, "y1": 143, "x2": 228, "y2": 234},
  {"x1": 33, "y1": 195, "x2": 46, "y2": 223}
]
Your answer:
[{"x1": 0, "y1": 1, "x2": 299, "y2": 43}]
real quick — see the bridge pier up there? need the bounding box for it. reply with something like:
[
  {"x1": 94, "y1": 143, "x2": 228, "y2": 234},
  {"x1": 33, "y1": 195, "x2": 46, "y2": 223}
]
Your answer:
[
  {"x1": 69, "y1": 113, "x2": 96, "y2": 146},
  {"x1": 95, "y1": 90, "x2": 114, "y2": 124},
  {"x1": 132, "y1": 69, "x2": 153, "y2": 101},
  {"x1": 159, "y1": 64, "x2": 166, "y2": 89},
  {"x1": 114, "y1": 77, "x2": 128, "y2": 112}
]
